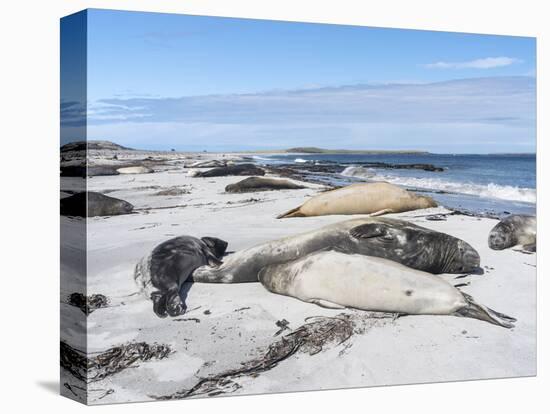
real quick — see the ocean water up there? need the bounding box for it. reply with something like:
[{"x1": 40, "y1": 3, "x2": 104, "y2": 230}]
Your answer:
[{"x1": 254, "y1": 153, "x2": 536, "y2": 216}]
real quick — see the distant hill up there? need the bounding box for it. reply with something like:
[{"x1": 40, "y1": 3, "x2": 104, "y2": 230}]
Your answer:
[
  {"x1": 283, "y1": 147, "x2": 430, "y2": 155},
  {"x1": 60, "y1": 140, "x2": 133, "y2": 152}
]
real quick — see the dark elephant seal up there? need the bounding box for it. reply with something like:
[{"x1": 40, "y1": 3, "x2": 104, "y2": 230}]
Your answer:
[
  {"x1": 191, "y1": 217, "x2": 480, "y2": 283},
  {"x1": 225, "y1": 177, "x2": 306, "y2": 193},
  {"x1": 134, "y1": 236, "x2": 228, "y2": 317},
  {"x1": 258, "y1": 251, "x2": 515, "y2": 328},
  {"x1": 189, "y1": 163, "x2": 265, "y2": 178},
  {"x1": 60, "y1": 191, "x2": 134, "y2": 217},
  {"x1": 60, "y1": 165, "x2": 120, "y2": 177},
  {"x1": 489, "y1": 215, "x2": 536, "y2": 252}
]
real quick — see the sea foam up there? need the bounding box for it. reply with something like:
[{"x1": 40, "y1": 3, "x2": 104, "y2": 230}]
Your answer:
[
  {"x1": 341, "y1": 166, "x2": 376, "y2": 179},
  {"x1": 382, "y1": 176, "x2": 535, "y2": 203}
]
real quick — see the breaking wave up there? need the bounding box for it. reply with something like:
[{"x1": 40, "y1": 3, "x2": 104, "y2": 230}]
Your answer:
[
  {"x1": 377, "y1": 175, "x2": 536, "y2": 204},
  {"x1": 341, "y1": 166, "x2": 376, "y2": 179},
  {"x1": 251, "y1": 155, "x2": 273, "y2": 161}
]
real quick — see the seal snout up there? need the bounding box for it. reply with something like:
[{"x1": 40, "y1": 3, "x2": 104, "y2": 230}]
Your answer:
[
  {"x1": 460, "y1": 241, "x2": 480, "y2": 272},
  {"x1": 488, "y1": 229, "x2": 508, "y2": 250},
  {"x1": 446, "y1": 240, "x2": 480, "y2": 273}
]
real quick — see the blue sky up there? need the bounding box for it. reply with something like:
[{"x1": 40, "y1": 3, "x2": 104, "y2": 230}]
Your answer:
[{"x1": 62, "y1": 9, "x2": 536, "y2": 152}]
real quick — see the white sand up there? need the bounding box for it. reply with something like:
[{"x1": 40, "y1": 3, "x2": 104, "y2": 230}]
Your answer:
[{"x1": 60, "y1": 153, "x2": 536, "y2": 404}]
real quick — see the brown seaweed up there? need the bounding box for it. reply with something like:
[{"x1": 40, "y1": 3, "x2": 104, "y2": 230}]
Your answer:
[
  {"x1": 60, "y1": 341, "x2": 173, "y2": 383},
  {"x1": 68, "y1": 293, "x2": 110, "y2": 315},
  {"x1": 155, "y1": 312, "x2": 393, "y2": 399}
]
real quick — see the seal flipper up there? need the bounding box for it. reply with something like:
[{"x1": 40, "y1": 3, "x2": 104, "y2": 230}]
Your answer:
[
  {"x1": 349, "y1": 223, "x2": 392, "y2": 239},
  {"x1": 368, "y1": 208, "x2": 394, "y2": 217},
  {"x1": 276, "y1": 206, "x2": 305, "y2": 219},
  {"x1": 522, "y1": 243, "x2": 536, "y2": 253},
  {"x1": 309, "y1": 299, "x2": 346, "y2": 310},
  {"x1": 454, "y1": 293, "x2": 516, "y2": 328},
  {"x1": 151, "y1": 292, "x2": 168, "y2": 318},
  {"x1": 201, "y1": 237, "x2": 228, "y2": 259},
  {"x1": 201, "y1": 236, "x2": 228, "y2": 267}
]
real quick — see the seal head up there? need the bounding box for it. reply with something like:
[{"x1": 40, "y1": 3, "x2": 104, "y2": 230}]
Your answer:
[
  {"x1": 488, "y1": 215, "x2": 536, "y2": 252},
  {"x1": 349, "y1": 221, "x2": 480, "y2": 274}
]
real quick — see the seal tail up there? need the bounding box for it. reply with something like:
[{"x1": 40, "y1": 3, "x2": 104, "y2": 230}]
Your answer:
[
  {"x1": 454, "y1": 293, "x2": 516, "y2": 328},
  {"x1": 277, "y1": 206, "x2": 305, "y2": 219}
]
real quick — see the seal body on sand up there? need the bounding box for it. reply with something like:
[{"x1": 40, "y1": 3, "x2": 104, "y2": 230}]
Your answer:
[
  {"x1": 188, "y1": 160, "x2": 230, "y2": 168},
  {"x1": 134, "y1": 236, "x2": 228, "y2": 317},
  {"x1": 60, "y1": 191, "x2": 134, "y2": 217},
  {"x1": 489, "y1": 215, "x2": 536, "y2": 252},
  {"x1": 258, "y1": 251, "x2": 515, "y2": 328},
  {"x1": 225, "y1": 177, "x2": 306, "y2": 193},
  {"x1": 60, "y1": 165, "x2": 120, "y2": 177},
  {"x1": 191, "y1": 163, "x2": 265, "y2": 178},
  {"x1": 278, "y1": 182, "x2": 437, "y2": 218},
  {"x1": 116, "y1": 166, "x2": 153, "y2": 174},
  {"x1": 191, "y1": 217, "x2": 480, "y2": 283}
]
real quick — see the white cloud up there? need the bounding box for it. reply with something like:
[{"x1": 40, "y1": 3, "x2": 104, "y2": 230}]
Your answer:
[
  {"x1": 91, "y1": 77, "x2": 535, "y2": 126},
  {"x1": 424, "y1": 57, "x2": 522, "y2": 69},
  {"x1": 86, "y1": 77, "x2": 535, "y2": 152}
]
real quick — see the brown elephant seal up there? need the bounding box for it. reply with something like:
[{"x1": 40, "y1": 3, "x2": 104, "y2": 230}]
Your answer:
[
  {"x1": 191, "y1": 217, "x2": 480, "y2": 283},
  {"x1": 277, "y1": 182, "x2": 437, "y2": 218},
  {"x1": 225, "y1": 177, "x2": 306, "y2": 193},
  {"x1": 190, "y1": 163, "x2": 265, "y2": 178},
  {"x1": 134, "y1": 235, "x2": 228, "y2": 317},
  {"x1": 258, "y1": 251, "x2": 515, "y2": 328},
  {"x1": 60, "y1": 191, "x2": 134, "y2": 217},
  {"x1": 488, "y1": 215, "x2": 536, "y2": 252}
]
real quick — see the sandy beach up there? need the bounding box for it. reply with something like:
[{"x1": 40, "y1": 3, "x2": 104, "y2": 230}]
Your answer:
[{"x1": 59, "y1": 148, "x2": 536, "y2": 404}]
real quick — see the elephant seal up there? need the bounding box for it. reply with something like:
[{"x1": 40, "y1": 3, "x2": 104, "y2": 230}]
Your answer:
[
  {"x1": 60, "y1": 191, "x2": 134, "y2": 217},
  {"x1": 225, "y1": 177, "x2": 306, "y2": 193},
  {"x1": 60, "y1": 165, "x2": 120, "y2": 177},
  {"x1": 191, "y1": 217, "x2": 480, "y2": 283},
  {"x1": 134, "y1": 236, "x2": 228, "y2": 317},
  {"x1": 116, "y1": 165, "x2": 153, "y2": 174},
  {"x1": 258, "y1": 251, "x2": 515, "y2": 328},
  {"x1": 190, "y1": 163, "x2": 265, "y2": 178},
  {"x1": 188, "y1": 160, "x2": 230, "y2": 168},
  {"x1": 277, "y1": 182, "x2": 437, "y2": 218},
  {"x1": 488, "y1": 215, "x2": 536, "y2": 252}
]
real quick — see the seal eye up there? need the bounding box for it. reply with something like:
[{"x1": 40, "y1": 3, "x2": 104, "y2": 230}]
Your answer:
[{"x1": 405, "y1": 289, "x2": 413, "y2": 296}]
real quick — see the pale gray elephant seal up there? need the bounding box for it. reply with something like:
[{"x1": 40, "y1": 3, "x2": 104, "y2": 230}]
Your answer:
[
  {"x1": 191, "y1": 217, "x2": 480, "y2": 283},
  {"x1": 134, "y1": 235, "x2": 228, "y2": 318},
  {"x1": 225, "y1": 177, "x2": 306, "y2": 193},
  {"x1": 60, "y1": 191, "x2": 134, "y2": 217},
  {"x1": 488, "y1": 215, "x2": 536, "y2": 252},
  {"x1": 188, "y1": 160, "x2": 230, "y2": 168},
  {"x1": 259, "y1": 251, "x2": 515, "y2": 328},
  {"x1": 277, "y1": 182, "x2": 437, "y2": 218},
  {"x1": 116, "y1": 165, "x2": 153, "y2": 174}
]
